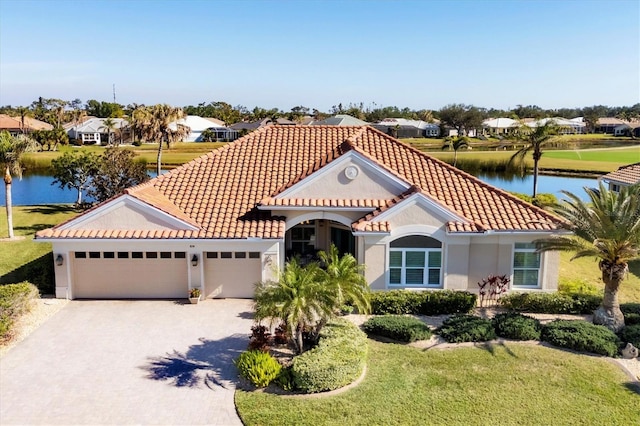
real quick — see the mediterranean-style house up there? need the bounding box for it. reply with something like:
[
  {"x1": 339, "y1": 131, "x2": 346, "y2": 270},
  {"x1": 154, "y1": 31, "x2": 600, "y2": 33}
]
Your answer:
[
  {"x1": 600, "y1": 162, "x2": 640, "y2": 192},
  {"x1": 36, "y1": 125, "x2": 563, "y2": 300}
]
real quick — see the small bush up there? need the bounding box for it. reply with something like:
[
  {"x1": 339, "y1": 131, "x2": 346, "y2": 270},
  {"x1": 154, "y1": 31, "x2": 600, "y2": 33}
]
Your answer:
[
  {"x1": 370, "y1": 290, "x2": 476, "y2": 316},
  {"x1": 621, "y1": 303, "x2": 640, "y2": 326},
  {"x1": 235, "y1": 350, "x2": 282, "y2": 388},
  {"x1": 618, "y1": 324, "x2": 640, "y2": 348},
  {"x1": 541, "y1": 320, "x2": 619, "y2": 357},
  {"x1": 436, "y1": 315, "x2": 496, "y2": 343},
  {"x1": 0, "y1": 282, "x2": 39, "y2": 342},
  {"x1": 248, "y1": 324, "x2": 271, "y2": 351},
  {"x1": 292, "y1": 319, "x2": 367, "y2": 393},
  {"x1": 274, "y1": 366, "x2": 295, "y2": 391},
  {"x1": 491, "y1": 312, "x2": 541, "y2": 340},
  {"x1": 499, "y1": 292, "x2": 600, "y2": 315},
  {"x1": 362, "y1": 315, "x2": 432, "y2": 342},
  {"x1": 273, "y1": 322, "x2": 289, "y2": 344}
]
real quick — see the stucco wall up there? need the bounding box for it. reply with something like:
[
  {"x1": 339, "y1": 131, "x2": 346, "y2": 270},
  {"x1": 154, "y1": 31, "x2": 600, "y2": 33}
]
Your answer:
[
  {"x1": 364, "y1": 242, "x2": 386, "y2": 290},
  {"x1": 67, "y1": 204, "x2": 180, "y2": 230}
]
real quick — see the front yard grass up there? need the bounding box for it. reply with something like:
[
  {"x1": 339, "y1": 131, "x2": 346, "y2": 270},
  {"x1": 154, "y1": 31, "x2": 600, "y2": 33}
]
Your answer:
[{"x1": 235, "y1": 340, "x2": 638, "y2": 426}]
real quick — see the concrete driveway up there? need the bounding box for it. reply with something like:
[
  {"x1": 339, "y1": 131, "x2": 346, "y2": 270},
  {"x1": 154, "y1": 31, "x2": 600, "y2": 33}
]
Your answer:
[{"x1": 0, "y1": 299, "x2": 255, "y2": 425}]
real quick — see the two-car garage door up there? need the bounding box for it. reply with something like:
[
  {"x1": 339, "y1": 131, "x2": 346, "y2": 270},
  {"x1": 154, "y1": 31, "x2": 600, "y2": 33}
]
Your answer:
[{"x1": 72, "y1": 251, "x2": 188, "y2": 299}]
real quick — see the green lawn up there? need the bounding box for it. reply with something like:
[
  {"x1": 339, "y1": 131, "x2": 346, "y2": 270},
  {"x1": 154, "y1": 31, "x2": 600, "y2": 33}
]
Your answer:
[
  {"x1": 235, "y1": 340, "x2": 638, "y2": 426},
  {"x1": 545, "y1": 149, "x2": 640, "y2": 163},
  {"x1": 0, "y1": 205, "x2": 79, "y2": 290}
]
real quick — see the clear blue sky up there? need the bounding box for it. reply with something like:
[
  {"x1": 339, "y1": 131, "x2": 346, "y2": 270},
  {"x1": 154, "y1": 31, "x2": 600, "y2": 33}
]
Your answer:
[{"x1": 1, "y1": 0, "x2": 638, "y2": 112}]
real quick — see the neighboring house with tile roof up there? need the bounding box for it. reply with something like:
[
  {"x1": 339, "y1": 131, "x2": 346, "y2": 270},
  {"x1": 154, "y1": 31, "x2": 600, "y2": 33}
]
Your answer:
[
  {"x1": 36, "y1": 126, "x2": 563, "y2": 300},
  {"x1": 169, "y1": 115, "x2": 238, "y2": 142},
  {"x1": 600, "y1": 162, "x2": 640, "y2": 192},
  {"x1": 373, "y1": 118, "x2": 441, "y2": 138},
  {"x1": 482, "y1": 118, "x2": 520, "y2": 135},
  {"x1": 0, "y1": 114, "x2": 53, "y2": 134}
]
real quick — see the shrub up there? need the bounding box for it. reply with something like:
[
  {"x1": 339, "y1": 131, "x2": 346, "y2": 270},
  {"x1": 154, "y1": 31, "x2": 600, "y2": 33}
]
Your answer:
[
  {"x1": 362, "y1": 315, "x2": 432, "y2": 342},
  {"x1": 558, "y1": 278, "x2": 601, "y2": 296},
  {"x1": 370, "y1": 290, "x2": 476, "y2": 316},
  {"x1": 621, "y1": 303, "x2": 640, "y2": 326},
  {"x1": 235, "y1": 350, "x2": 282, "y2": 388},
  {"x1": 491, "y1": 312, "x2": 542, "y2": 340},
  {"x1": 248, "y1": 324, "x2": 271, "y2": 351},
  {"x1": 541, "y1": 320, "x2": 619, "y2": 357},
  {"x1": 436, "y1": 315, "x2": 496, "y2": 343},
  {"x1": 292, "y1": 319, "x2": 367, "y2": 393},
  {"x1": 0, "y1": 282, "x2": 39, "y2": 342},
  {"x1": 618, "y1": 324, "x2": 640, "y2": 348},
  {"x1": 499, "y1": 292, "x2": 600, "y2": 315},
  {"x1": 419, "y1": 291, "x2": 477, "y2": 315},
  {"x1": 477, "y1": 275, "x2": 510, "y2": 307},
  {"x1": 274, "y1": 366, "x2": 295, "y2": 391}
]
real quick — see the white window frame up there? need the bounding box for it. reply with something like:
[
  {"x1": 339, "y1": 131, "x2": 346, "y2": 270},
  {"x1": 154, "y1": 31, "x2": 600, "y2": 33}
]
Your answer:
[
  {"x1": 512, "y1": 243, "x2": 541, "y2": 288},
  {"x1": 388, "y1": 248, "x2": 442, "y2": 288}
]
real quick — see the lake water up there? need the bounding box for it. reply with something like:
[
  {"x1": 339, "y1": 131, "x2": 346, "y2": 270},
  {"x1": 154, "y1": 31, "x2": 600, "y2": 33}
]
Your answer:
[{"x1": 0, "y1": 171, "x2": 599, "y2": 206}]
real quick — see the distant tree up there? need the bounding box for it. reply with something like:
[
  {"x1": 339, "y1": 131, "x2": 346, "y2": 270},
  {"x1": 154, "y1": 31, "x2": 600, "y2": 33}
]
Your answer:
[
  {"x1": 13, "y1": 106, "x2": 33, "y2": 133},
  {"x1": 442, "y1": 136, "x2": 470, "y2": 167},
  {"x1": 31, "y1": 127, "x2": 68, "y2": 151},
  {"x1": 535, "y1": 183, "x2": 640, "y2": 332},
  {"x1": 288, "y1": 105, "x2": 310, "y2": 122},
  {"x1": 508, "y1": 121, "x2": 559, "y2": 197},
  {"x1": 51, "y1": 151, "x2": 98, "y2": 205},
  {"x1": 581, "y1": 107, "x2": 601, "y2": 133},
  {"x1": 438, "y1": 104, "x2": 486, "y2": 136},
  {"x1": 416, "y1": 109, "x2": 434, "y2": 123},
  {"x1": 89, "y1": 148, "x2": 149, "y2": 202},
  {"x1": 511, "y1": 104, "x2": 545, "y2": 119},
  {"x1": 130, "y1": 104, "x2": 190, "y2": 175},
  {"x1": 85, "y1": 100, "x2": 124, "y2": 118},
  {"x1": 0, "y1": 131, "x2": 38, "y2": 238}
]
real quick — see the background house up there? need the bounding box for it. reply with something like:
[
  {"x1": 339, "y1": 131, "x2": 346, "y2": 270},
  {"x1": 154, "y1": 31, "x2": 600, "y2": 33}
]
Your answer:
[
  {"x1": 66, "y1": 117, "x2": 129, "y2": 145},
  {"x1": 0, "y1": 114, "x2": 53, "y2": 135},
  {"x1": 311, "y1": 114, "x2": 369, "y2": 126},
  {"x1": 169, "y1": 115, "x2": 237, "y2": 142},
  {"x1": 600, "y1": 163, "x2": 640, "y2": 192},
  {"x1": 373, "y1": 118, "x2": 440, "y2": 138}
]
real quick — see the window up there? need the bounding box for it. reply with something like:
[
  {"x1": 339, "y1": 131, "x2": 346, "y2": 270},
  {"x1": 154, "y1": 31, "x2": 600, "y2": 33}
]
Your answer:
[
  {"x1": 249, "y1": 252, "x2": 260, "y2": 259},
  {"x1": 389, "y1": 236, "x2": 442, "y2": 287},
  {"x1": 117, "y1": 252, "x2": 129, "y2": 259},
  {"x1": 513, "y1": 243, "x2": 541, "y2": 287},
  {"x1": 289, "y1": 221, "x2": 316, "y2": 255},
  {"x1": 220, "y1": 252, "x2": 232, "y2": 259},
  {"x1": 75, "y1": 252, "x2": 87, "y2": 259},
  {"x1": 146, "y1": 252, "x2": 158, "y2": 259},
  {"x1": 89, "y1": 252, "x2": 100, "y2": 259},
  {"x1": 160, "y1": 252, "x2": 172, "y2": 259},
  {"x1": 206, "y1": 252, "x2": 218, "y2": 259},
  {"x1": 235, "y1": 252, "x2": 246, "y2": 259},
  {"x1": 103, "y1": 252, "x2": 115, "y2": 259},
  {"x1": 174, "y1": 252, "x2": 186, "y2": 259},
  {"x1": 131, "y1": 252, "x2": 143, "y2": 259}
]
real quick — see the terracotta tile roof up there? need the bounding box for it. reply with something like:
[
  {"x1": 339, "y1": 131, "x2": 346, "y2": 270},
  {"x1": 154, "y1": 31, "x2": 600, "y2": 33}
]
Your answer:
[
  {"x1": 38, "y1": 125, "x2": 561, "y2": 240},
  {"x1": 601, "y1": 162, "x2": 640, "y2": 186},
  {"x1": 0, "y1": 114, "x2": 53, "y2": 131},
  {"x1": 260, "y1": 197, "x2": 389, "y2": 209}
]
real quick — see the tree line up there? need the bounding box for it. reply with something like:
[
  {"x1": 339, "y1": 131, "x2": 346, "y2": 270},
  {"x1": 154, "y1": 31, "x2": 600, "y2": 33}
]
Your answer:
[{"x1": 1, "y1": 97, "x2": 639, "y2": 128}]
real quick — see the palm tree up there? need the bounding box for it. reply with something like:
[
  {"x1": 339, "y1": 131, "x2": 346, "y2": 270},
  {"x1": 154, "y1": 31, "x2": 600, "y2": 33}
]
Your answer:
[
  {"x1": 441, "y1": 136, "x2": 469, "y2": 167},
  {"x1": 130, "y1": 105, "x2": 189, "y2": 175},
  {"x1": 535, "y1": 182, "x2": 640, "y2": 332},
  {"x1": 13, "y1": 106, "x2": 33, "y2": 134},
  {"x1": 254, "y1": 259, "x2": 335, "y2": 354},
  {"x1": 508, "y1": 121, "x2": 559, "y2": 197},
  {"x1": 318, "y1": 244, "x2": 371, "y2": 316},
  {"x1": 0, "y1": 131, "x2": 38, "y2": 239},
  {"x1": 101, "y1": 118, "x2": 117, "y2": 146}
]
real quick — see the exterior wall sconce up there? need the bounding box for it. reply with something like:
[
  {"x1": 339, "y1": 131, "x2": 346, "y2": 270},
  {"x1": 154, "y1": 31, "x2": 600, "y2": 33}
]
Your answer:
[
  {"x1": 191, "y1": 254, "x2": 199, "y2": 267},
  {"x1": 264, "y1": 254, "x2": 273, "y2": 266},
  {"x1": 56, "y1": 254, "x2": 64, "y2": 266}
]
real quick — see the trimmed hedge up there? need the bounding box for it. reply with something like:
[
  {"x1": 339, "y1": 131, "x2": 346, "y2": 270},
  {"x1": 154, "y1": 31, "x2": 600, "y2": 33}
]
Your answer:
[
  {"x1": 492, "y1": 312, "x2": 542, "y2": 341},
  {"x1": 499, "y1": 292, "x2": 601, "y2": 315},
  {"x1": 541, "y1": 320, "x2": 620, "y2": 357},
  {"x1": 436, "y1": 315, "x2": 496, "y2": 343},
  {"x1": 370, "y1": 290, "x2": 476, "y2": 316},
  {"x1": 618, "y1": 324, "x2": 640, "y2": 349},
  {"x1": 621, "y1": 303, "x2": 640, "y2": 326},
  {"x1": 292, "y1": 319, "x2": 367, "y2": 393},
  {"x1": 362, "y1": 315, "x2": 432, "y2": 342},
  {"x1": 0, "y1": 282, "x2": 39, "y2": 342},
  {"x1": 235, "y1": 350, "x2": 282, "y2": 388}
]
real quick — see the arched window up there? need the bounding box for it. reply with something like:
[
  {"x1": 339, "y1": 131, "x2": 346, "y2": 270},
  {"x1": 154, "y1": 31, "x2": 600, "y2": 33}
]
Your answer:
[{"x1": 389, "y1": 236, "x2": 442, "y2": 287}]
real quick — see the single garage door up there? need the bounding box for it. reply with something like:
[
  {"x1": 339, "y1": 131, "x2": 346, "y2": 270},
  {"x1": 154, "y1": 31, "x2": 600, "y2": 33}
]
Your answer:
[
  {"x1": 204, "y1": 251, "x2": 261, "y2": 298},
  {"x1": 72, "y1": 250, "x2": 188, "y2": 299}
]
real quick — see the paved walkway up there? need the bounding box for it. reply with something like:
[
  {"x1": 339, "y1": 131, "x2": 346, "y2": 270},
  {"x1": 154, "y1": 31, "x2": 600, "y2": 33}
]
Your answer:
[{"x1": 0, "y1": 299, "x2": 254, "y2": 425}]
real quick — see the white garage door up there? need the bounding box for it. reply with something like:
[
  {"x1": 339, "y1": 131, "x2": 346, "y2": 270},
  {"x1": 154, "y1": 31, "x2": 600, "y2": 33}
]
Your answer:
[
  {"x1": 204, "y1": 251, "x2": 262, "y2": 298},
  {"x1": 72, "y1": 250, "x2": 188, "y2": 299}
]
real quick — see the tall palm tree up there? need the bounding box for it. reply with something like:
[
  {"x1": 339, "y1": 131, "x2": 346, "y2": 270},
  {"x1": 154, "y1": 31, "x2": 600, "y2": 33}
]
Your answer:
[
  {"x1": 535, "y1": 182, "x2": 640, "y2": 332},
  {"x1": 130, "y1": 105, "x2": 189, "y2": 175},
  {"x1": 508, "y1": 121, "x2": 559, "y2": 197},
  {"x1": 441, "y1": 136, "x2": 469, "y2": 167},
  {"x1": 0, "y1": 131, "x2": 38, "y2": 239},
  {"x1": 254, "y1": 259, "x2": 335, "y2": 354},
  {"x1": 101, "y1": 118, "x2": 117, "y2": 146},
  {"x1": 13, "y1": 106, "x2": 33, "y2": 134}
]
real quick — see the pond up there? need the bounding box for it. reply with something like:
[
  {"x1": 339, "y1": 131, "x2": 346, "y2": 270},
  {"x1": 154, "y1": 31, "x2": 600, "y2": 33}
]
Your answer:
[{"x1": 1, "y1": 171, "x2": 599, "y2": 206}]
